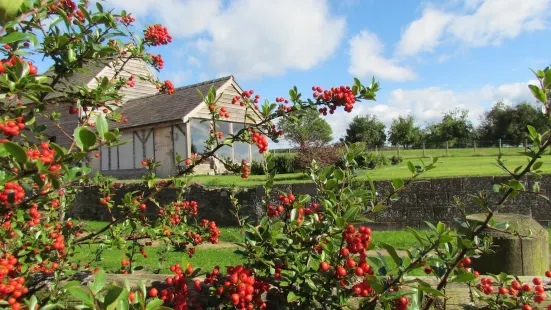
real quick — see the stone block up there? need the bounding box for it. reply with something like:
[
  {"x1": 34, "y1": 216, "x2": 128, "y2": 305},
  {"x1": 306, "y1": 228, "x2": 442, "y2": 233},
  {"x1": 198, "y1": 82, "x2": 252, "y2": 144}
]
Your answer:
[
  {"x1": 405, "y1": 207, "x2": 435, "y2": 222},
  {"x1": 461, "y1": 176, "x2": 494, "y2": 192},
  {"x1": 391, "y1": 193, "x2": 417, "y2": 208},
  {"x1": 464, "y1": 214, "x2": 549, "y2": 276},
  {"x1": 433, "y1": 207, "x2": 461, "y2": 221},
  {"x1": 430, "y1": 177, "x2": 462, "y2": 192},
  {"x1": 417, "y1": 192, "x2": 448, "y2": 207}
]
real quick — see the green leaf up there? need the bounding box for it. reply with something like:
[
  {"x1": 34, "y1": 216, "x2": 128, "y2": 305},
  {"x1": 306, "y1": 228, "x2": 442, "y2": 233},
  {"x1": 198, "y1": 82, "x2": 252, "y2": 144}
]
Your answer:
[
  {"x1": 3, "y1": 142, "x2": 27, "y2": 163},
  {"x1": 407, "y1": 161, "x2": 416, "y2": 174},
  {"x1": 528, "y1": 84, "x2": 547, "y2": 103},
  {"x1": 79, "y1": 127, "x2": 97, "y2": 149},
  {"x1": 451, "y1": 272, "x2": 477, "y2": 283},
  {"x1": 533, "y1": 161, "x2": 543, "y2": 171},
  {"x1": 379, "y1": 242, "x2": 402, "y2": 267},
  {"x1": 96, "y1": 114, "x2": 109, "y2": 139},
  {"x1": 68, "y1": 287, "x2": 93, "y2": 305},
  {"x1": 544, "y1": 68, "x2": 551, "y2": 88},
  {"x1": 343, "y1": 206, "x2": 359, "y2": 220},
  {"x1": 325, "y1": 179, "x2": 338, "y2": 190},
  {"x1": 145, "y1": 298, "x2": 163, "y2": 310},
  {"x1": 0, "y1": 32, "x2": 26, "y2": 44},
  {"x1": 527, "y1": 125, "x2": 537, "y2": 138},
  {"x1": 508, "y1": 179, "x2": 524, "y2": 191},
  {"x1": 90, "y1": 269, "x2": 106, "y2": 293},
  {"x1": 334, "y1": 169, "x2": 344, "y2": 181},
  {"x1": 287, "y1": 291, "x2": 300, "y2": 303},
  {"x1": 417, "y1": 285, "x2": 446, "y2": 297},
  {"x1": 392, "y1": 178, "x2": 404, "y2": 190},
  {"x1": 104, "y1": 285, "x2": 125, "y2": 310}
]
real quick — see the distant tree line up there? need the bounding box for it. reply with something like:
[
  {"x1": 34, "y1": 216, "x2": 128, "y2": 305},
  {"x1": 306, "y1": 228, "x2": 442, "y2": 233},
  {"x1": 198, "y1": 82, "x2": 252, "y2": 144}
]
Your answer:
[{"x1": 342, "y1": 101, "x2": 546, "y2": 148}]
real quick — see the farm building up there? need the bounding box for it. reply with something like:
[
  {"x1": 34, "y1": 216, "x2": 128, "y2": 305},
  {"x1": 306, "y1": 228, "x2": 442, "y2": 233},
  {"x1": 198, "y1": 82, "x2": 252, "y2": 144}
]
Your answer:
[{"x1": 38, "y1": 59, "x2": 255, "y2": 178}]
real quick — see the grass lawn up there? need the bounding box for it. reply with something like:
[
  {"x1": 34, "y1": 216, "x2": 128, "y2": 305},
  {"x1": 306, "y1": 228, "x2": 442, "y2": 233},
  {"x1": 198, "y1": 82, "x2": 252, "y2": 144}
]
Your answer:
[
  {"x1": 73, "y1": 222, "x2": 551, "y2": 276},
  {"x1": 187, "y1": 155, "x2": 551, "y2": 188}
]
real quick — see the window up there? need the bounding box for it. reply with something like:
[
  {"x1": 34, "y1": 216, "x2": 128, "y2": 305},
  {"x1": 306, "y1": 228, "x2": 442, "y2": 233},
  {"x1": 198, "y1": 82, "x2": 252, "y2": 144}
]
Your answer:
[
  {"x1": 233, "y1": 123, "x2": 250, "y2": 162},
  {"x1": 172, "y1": 124, "x2": 187, "y2": 163},
  {"x1": 190, "y1": 119, "x2": 210, "y2": 154},
  {"x1": 216, "y1": 121, "x2": 232, "y2": 160}
]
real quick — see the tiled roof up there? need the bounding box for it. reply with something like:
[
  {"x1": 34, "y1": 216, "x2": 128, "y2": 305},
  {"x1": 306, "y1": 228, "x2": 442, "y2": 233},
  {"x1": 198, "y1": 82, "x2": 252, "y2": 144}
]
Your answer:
[
  {"x1": 113, "y1": 76, "x2": 232, "y2": 129},
  {"x1": 44, "y1": 61, "x2": 108, "y2": 100}
]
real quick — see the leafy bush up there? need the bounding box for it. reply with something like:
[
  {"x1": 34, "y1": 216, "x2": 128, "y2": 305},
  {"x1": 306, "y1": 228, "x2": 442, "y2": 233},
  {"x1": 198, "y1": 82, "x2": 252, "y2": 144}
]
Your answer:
[
  {"x1": 293, "y1": 144, "x2": 343, "y2": 171},
  {"x1": 391, "y1": 155, "x2": 403, "y2": 165},
  {"x1": 250, "y1": 160, "x2": 265, "y2": 175}
]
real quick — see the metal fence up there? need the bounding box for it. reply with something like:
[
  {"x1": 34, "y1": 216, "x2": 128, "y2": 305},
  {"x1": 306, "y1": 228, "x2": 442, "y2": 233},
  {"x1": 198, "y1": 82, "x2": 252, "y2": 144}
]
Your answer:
[{"x1": 271, "y1": 139, "x2": 536, "y2": 159}]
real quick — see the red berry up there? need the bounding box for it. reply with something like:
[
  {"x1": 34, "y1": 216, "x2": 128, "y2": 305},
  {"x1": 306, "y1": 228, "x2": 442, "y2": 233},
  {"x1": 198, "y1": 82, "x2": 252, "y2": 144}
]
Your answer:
[
  {"x1": 320, "y1": 262, "x2": 330, "y2": 271},
  {"x1": 546, "y1": 270, "x2": 551, "y2": 278},
  {"x1": 522, "y1": 305, "x2": 532, "y2": 310},
  {"x1": 148, "y1": 288, "x2": 158, "y2": 297},
  {"x1": 354, "y1": 267, "x2": 364, "y2": 276},
  {"x1": 424, "y1": 267, "x2": 432, "y2": 274},
  {"x1": 533, "y1": 277, "x2": 542, "y2": 285},
  {"x1": 336, "y1": 266, "x2": 347, "y2": 277}
]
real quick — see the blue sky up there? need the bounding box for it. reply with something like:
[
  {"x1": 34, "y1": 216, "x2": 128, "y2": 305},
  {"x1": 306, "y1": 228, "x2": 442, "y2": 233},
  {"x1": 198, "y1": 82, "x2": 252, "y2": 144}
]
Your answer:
[{"x1": 103, "y1": 0, "x2": 549, "y2": 147}]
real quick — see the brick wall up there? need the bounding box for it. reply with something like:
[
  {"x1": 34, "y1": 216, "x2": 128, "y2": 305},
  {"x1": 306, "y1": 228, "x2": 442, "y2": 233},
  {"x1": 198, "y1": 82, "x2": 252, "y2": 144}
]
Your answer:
[{"x1": 68, "y1": 175, "x2": 551, "y2": 229}]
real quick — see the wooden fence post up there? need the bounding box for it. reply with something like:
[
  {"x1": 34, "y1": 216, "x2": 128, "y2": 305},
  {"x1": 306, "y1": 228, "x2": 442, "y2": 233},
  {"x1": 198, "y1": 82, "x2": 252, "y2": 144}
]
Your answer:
[
  {"x1": 422, "y1": 142, "x2": 425, "y2": 158},
  {"x1": 446, "y1": 141, "x2": 449, "y2": 156},
  {"x1": 499, "y1": 139, "x2": 502, "y2": 155}
]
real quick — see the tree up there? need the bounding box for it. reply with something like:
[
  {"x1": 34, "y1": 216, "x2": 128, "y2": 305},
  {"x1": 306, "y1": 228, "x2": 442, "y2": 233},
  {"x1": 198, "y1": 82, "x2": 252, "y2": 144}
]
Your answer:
[
  {"x1": 278, "y1": 108, "x2": 333, "y2": 148},
  {"x1": 388, "y1": 115, "x2": 421, "y2": 149},
  {"x1": 425, "y1": 108, "x2": 474, "y2": 145},
  {"x1": 478, "y1": 101, "x2": 547, "y2": 145},
  {"x1": 344, "y1": 114, "x2": 386, "y2": 148}
]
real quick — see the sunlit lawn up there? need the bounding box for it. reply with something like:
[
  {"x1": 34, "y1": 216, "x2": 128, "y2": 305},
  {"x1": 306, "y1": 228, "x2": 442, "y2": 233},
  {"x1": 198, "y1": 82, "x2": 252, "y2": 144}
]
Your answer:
[
  {"x1": 186, "y1": 155, "x2": 551, "y2": 188},
  {"x1": 75, "y1": 221, "x2": 551, "y2": 276}
]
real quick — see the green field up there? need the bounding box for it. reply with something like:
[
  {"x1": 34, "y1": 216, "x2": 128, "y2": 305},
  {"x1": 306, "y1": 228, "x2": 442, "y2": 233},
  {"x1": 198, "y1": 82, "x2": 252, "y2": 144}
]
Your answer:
[
  {"x1": 189, "y1": 154, "x2": 551, "y2": 188},
  {"x1": 72, "y1": 224, "x2": 551, "y2": 276},
  {"x1": 72, "y1": 226, "x2": 427, "y2": 274}
]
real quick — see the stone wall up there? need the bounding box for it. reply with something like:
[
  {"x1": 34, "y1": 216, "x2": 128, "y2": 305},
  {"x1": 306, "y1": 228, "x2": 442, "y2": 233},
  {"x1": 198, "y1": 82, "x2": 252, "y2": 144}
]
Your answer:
[{"x1": 68, "y1": 175, "x2": 551, "y2": 229}]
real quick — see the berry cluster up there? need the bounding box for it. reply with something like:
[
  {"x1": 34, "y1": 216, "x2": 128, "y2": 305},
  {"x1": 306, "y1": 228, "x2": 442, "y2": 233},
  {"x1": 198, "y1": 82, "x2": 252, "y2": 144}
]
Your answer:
[
  {"x1": 240, "y1": 160, "x2": 250, "y2": 179},
  {"x1": 68, "y1": 105, "x2": 79, "y2": 115},
  {"x1": 199, "y1": 219, "x2": 221, "y2": 244},
  {"x1": 318, "y1": 225, "x2": 375, "y2": 294},
  {"x1": 126, "y1": 75, "x2": 135, "y2": 88},
  {"x1": 0, "y1": 117, "x2": 25, "y2": 136},
  {"x1": 249, "y1": 129, "x2": 268, "y2": 153},
  {"x1": 476, "y1": 276, "x2": 549, "y2": 308},
  {"x1": 275, "y1": 97, "x2": 288, "y2": 104},
  {"x1": 26, "y1": 142, "x2": 55, "y2": 166},
  {"x1": 159, "y1": 80, "x2": 175, "y2": 95},
  {"x1": 117, "y1": 14, "x2": 136, "y2": 26},
  {"x1": 219, "y1": 107, "x2": 230, "y2": 118},
  {"x1": 0, "y1": 254, "x2": 27, "y2": 310},
  {"x1": 209, "y1": 265, "x2": 269, "y2": 309},
  {"x1": 149, "y1": 53, "x2": 164, "y2": 70},
  {"x1": 156, "y1": 263, "x2": 194, "y2": 309},
  {"x1": 27, "y1": 203, "x2": 41, "y2": 227},
  {"x1": 0, "y1": 182, "x2": 25, "y2": 206},
  {"x1": 312, "y1": 85, "x2": 356, "y2": 115},
  {"x1": 0, "y1": 57, "x2": 37, "y2": 75},
  {"x1": 144, "y1": 24, "x2": 172, "y2": 46}
]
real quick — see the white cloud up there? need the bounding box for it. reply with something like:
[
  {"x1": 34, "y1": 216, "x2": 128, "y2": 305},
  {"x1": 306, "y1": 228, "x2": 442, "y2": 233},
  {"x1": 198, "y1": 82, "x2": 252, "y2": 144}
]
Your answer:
[
  {"x1": 106, "y1": 0, "x2": 222, "y2": 37},
  {"x1": 203, "y1": 0, "x2": 346, "y2": 79},
  {"x1": 348, "y1": 30, "x2": 417, "y2": 81},
  {"x1": 395, "y1": 8, "x2": 453, "y2": 57},
  {"x1": 187, "y1": 56, "x2": 201, "y2": 67},
  {"x1": 448, "y1": 0, "x2": 549, "y2": 47},
  {"x1": 325, "y1": 80, "x2": 538, "y2": 139},
  {"x1": 396, "y1": 0, "x2": 550, "y2": 57},
  {"x1": 171, "y1": 70, "x2": 193, "y2": 86}
]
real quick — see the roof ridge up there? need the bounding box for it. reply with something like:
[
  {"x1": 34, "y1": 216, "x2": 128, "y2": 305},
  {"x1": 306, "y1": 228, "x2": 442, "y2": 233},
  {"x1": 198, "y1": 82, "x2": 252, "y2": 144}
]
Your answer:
[{"x1": 124, "y1": 75, "x2": 234, "y2": 103}]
